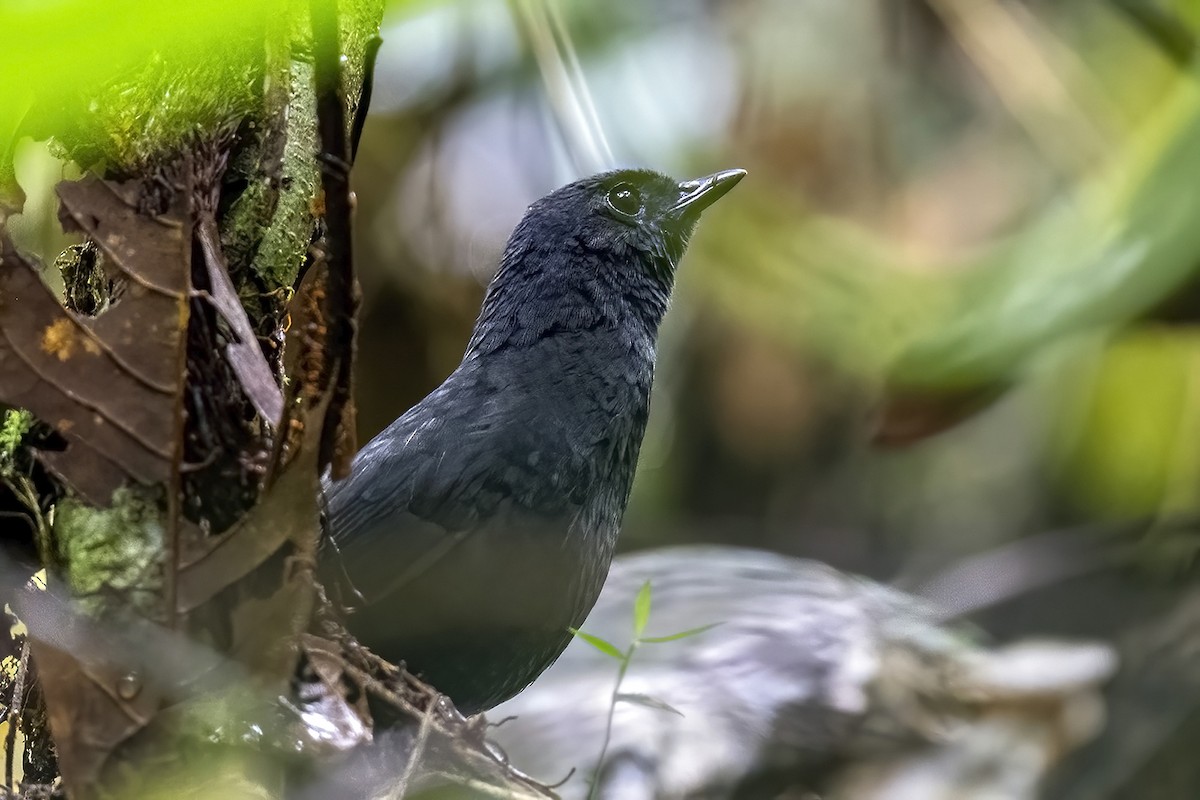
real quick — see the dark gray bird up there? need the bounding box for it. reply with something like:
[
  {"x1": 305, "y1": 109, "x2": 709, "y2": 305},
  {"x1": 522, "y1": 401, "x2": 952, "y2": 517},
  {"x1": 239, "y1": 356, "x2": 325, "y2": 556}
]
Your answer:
[{"x1": 322, "y1": 167, "x2": 745, "y2": 714}]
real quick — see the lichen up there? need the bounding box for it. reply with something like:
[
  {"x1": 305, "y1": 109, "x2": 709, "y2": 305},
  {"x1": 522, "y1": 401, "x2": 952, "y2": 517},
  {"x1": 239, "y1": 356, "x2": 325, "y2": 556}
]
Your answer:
[
  {"x1": 53, "y1": 486, "x2": 164, "y2": 618},
  {"x1": 340, "y1": 0, "x2": 387, "y2": 113},
  {"x1": 222, "y1": 58, "x2": 321, "y2": 290},
  {"x1": 221, "y1": 0, "x2": 384, "y2": 291}
]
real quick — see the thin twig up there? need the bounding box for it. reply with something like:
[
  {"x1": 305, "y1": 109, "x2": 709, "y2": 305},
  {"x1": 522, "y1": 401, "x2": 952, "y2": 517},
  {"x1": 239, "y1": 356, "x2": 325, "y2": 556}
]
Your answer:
[
  {"x1": 350, "y1": 35, "x2": 383, "y2": 162},
  {"x1": 309, "y1": 0, "x2": 361, "y2": 478},
  {"x1": 546, "y1": 766, "x2": 576, "y2": 791},
  {"x1": 337, "y1": 660, "x2": 556, "y2": 798},
  {"x1": 390, "y1": 700, "x2": 435, "y2": 798},
  {"x1": 588, "y1": 643, "x2": 634, "y2": 800}
]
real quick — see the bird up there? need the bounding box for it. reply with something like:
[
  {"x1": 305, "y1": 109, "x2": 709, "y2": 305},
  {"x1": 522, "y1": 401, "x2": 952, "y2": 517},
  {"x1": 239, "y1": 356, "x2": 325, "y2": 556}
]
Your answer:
[
  {"x1": 321, "y1": 167, "x2": 745, "y2": 714},
  {"x1": 489, "y1": 545, "x2": 1117, "y2": 800}
]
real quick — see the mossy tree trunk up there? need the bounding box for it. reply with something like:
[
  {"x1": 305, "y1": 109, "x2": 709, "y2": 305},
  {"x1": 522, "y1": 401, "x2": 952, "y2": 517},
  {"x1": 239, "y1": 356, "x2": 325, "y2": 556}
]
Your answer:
[
  {"x1": 0, "y1": 2, "x2": 381, "y2": 797},
  {"x1": 2, "y1": 4, "x2": 555, "y2": 796}
]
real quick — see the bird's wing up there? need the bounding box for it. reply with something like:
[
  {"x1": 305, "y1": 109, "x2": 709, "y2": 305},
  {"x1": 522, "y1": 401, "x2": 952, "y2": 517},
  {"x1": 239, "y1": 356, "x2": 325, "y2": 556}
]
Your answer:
[
  {"x1": 320, "y1": 375, "x2": 583, "y2": 606},
  {"x1": 321, "y1": 405, "x2": 486, "y2": 604}
]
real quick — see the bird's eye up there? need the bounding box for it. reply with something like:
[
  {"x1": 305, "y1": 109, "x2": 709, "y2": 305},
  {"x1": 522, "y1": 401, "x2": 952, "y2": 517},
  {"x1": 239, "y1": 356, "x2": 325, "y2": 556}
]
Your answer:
[{"x1": 606, "y1": 183, "x2": 643, "y2": 217}]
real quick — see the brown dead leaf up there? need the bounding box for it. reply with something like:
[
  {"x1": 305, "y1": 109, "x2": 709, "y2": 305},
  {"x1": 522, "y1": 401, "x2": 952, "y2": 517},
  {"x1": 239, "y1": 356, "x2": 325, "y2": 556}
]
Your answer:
[
  {"x1": 0, "y1": 176, "x2": 191, "y2": 506},
  {"x1": 176, "y1": 253, "x2": 345, "y2": 615},
  {"x1": 14, "y1": 590, "x2": 166, "y2": 800},
  {"x1": 195, "y1": 217, "x2": 284, "y2": 427},
  {"x1": 0, "y1": 172, "x2": 195, "y2": 797},
  {"x1": 40, "y1": 318, "x2": 96, "y2": 360},
  {"x1": 0, "y1": 222, "x2": 187, "y2": 505},
  {"x1": 178, "y1": 266, "x2": 338, "y2": 691},
  {"x1": 176, "y1": 392, "x2": 326, "y2": 616},
  {"x1": 57, "y1": 177, "x2": 191, "y2": 393},
  {"x1": 873, "y1": 384, "x2": 1005, "y2": 447}
]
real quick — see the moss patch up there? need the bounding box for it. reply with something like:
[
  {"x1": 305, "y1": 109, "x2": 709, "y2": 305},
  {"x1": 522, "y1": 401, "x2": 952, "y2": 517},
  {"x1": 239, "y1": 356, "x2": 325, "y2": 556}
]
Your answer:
[{"x1": 54, "y1": 486, "x2": 164, "y2": 618}]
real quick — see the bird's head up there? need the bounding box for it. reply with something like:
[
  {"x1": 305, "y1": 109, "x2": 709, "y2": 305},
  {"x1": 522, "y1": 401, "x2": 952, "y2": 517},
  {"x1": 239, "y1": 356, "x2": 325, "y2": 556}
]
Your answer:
[
  {"x1": 526, "y1": 167, "x2": 747, "y2": 284},
  {"x1": 467, "y1": 167, "x2": 745, "y2": 356}
]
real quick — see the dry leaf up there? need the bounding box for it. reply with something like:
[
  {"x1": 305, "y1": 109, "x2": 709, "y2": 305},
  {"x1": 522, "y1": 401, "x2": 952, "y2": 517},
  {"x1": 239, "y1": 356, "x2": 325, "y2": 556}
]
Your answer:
[{"x1": 0, "y1": 176, "x2": 191, "y2": 505}]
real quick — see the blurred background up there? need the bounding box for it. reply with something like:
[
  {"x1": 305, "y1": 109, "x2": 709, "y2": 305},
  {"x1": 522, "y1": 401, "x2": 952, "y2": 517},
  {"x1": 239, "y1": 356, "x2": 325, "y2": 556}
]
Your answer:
[
  {"x1": 344, "y1": 17, "x2": 1200, "y2": 789},
  {"x1": 345, "y1": 0, "x2": 1200, "y2": 588},
  {"x1": 9, "y1": 0, "x2": 1200, "y2": 794},
  {"x1": 341, "y1": 5, "x2": 1200, "y2": 782}
]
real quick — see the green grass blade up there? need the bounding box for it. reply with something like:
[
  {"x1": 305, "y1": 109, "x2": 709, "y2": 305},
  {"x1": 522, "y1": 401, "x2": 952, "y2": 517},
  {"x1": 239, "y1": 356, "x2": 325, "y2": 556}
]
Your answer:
[
  {"x1": 632, "y1": 580, "x2": 652, "y2": 639},
  {"x1": 640, "y1": 623, "x2": 722, "y2": 644},
  {"x1": 568, "y1": 627, "x2": 625, "y2": 660}
]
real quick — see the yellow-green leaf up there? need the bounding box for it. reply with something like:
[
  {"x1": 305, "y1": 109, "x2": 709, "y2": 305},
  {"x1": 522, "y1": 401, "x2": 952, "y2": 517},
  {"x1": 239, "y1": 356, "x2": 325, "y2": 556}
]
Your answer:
[
  {"x1": 632, "y1": 580, "x2": 652, "y2": 639},
  {"x1": 640, "y1": 623, "x2": 722, "y2": 644},
  {"x1": 568, "y1": 628, "x2": 624, "y2": 660}
]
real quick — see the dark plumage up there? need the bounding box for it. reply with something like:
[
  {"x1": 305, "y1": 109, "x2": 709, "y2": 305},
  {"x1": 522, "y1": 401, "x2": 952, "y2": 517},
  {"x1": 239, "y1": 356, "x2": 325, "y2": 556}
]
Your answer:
[{"x1": 322, "y1": 167, "x2": 745, "y2": 713}]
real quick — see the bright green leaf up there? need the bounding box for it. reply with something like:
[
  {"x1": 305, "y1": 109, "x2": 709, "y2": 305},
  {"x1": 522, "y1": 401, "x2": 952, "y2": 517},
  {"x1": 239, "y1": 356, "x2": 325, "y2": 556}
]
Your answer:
[
  {"x1": 569, "y1": 627, "x2": 625, "y2": 660},
  {"x1": 632, "y1": 580, "x2": 652, "y2": 639},
  {"x1": 640, "y1": 623, "x2": 722, "y2": 644}
]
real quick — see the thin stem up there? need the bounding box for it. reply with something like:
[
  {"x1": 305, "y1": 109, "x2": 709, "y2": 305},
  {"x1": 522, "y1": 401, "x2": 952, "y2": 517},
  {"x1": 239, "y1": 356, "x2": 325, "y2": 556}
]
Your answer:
[
  {"x1": 587, "y1": 642, "x2": 636, "y2": 800},
  {"x1": 391, "y1": 700, "x2": 435, "y2": 799},
  {"x1": 309, "y1": 0, "x2": 361, "y2": 477}
]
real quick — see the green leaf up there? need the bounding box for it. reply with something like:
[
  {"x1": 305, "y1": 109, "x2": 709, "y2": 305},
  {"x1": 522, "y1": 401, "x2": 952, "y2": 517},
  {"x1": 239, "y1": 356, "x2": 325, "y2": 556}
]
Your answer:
[
  {"x1": 568, "y1": 628, "x2": 625, "y2": 660},
  {"x1": 640, "y1": 623, "x2": 722, "y2": 644},
  {"x1": 633, "y1": 580, "x2": 652, "y2": 638},
  {"x1": 616, "y1": 693, "x2": 683, "y2": 717}
]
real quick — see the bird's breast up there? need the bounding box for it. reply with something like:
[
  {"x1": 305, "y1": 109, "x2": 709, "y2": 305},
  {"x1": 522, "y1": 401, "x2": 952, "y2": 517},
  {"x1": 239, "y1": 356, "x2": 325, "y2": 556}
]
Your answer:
[{"x1": 477, "y1": 329, "x2": 655, "y2": 507}]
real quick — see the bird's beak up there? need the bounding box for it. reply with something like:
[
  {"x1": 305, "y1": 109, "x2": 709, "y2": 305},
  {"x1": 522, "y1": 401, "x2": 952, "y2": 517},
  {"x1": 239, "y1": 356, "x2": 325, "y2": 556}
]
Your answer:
[{"x1": 670, "y1": 168, "x2": 747, "y2": 217}]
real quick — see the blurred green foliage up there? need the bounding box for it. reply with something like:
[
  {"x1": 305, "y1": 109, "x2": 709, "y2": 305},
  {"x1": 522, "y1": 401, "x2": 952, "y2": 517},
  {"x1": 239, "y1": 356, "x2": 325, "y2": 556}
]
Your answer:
[
  {"x1": 1052, "y1": 328, "x2": 1200, "y2": 519},
  {"x1": 0, "y1": 0, "x2": 390, "y2": 201},
  {"x1": 0, "y1": 1, "x2": 277, "y2": 186},
  {"x1": 691, "y1": 59, "x2": 1200, "y2": 397},
  {"x1": 891, "y1": 73, "x2": 1200, "y2": 392}
]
